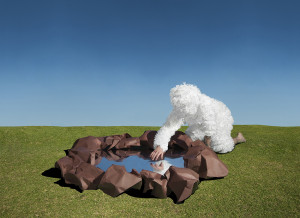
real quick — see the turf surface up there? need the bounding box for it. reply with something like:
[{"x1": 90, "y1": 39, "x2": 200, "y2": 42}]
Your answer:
[{"x1": 0, "y1": 125, "x2": 299, "y2": 217}]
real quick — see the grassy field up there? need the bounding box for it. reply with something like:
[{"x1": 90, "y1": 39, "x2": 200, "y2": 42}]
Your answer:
[{"x1": 0, "y1": 125, "x2": 299, "y2": 217}]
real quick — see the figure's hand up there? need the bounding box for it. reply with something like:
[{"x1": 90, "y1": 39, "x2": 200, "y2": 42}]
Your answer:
[
  {"x1": 150, "y1": 146, "x2": 164, "y2": 160},
  {"x1": 150, "y1": 162, "x2": 164, "y2": 171}
]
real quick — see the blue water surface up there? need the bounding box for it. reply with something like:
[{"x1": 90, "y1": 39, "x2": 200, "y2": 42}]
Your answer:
[{"x1": 96, "y1": 155, "x2": 184, "y2": 173}]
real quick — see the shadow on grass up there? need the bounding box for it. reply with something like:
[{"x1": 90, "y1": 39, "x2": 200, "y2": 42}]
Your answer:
[
  {"x1": 42, "y1": 167, "x2": 61, "y2": 178},
  {"x1": 200, "y1": 177, "x2": 225, "y2": 182},
  {"x1": 123, "y1": 185, "x2": 182, "y2": 204},
  {"x1": 42, "y1": 168, "x2": 83, "y2": 193}
]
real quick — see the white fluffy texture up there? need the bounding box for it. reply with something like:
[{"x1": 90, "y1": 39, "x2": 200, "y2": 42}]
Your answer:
[{"x1": 154, "y1": 83, "x2": 234, "y2": 153}]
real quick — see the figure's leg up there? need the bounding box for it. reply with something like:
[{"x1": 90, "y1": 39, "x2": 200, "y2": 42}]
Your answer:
[
  {"x1": 233, "y1": 132, "x2": 246, "y2": 145},
  {"x1": 210, "y1": 133, "x2": 235, "y2": 153},
  {"x1": 206, "y1": 132, "x2": 246, "y2": 147},
  {"x1": 205, "y1": 132, "x2": 246, "y2": 153}
]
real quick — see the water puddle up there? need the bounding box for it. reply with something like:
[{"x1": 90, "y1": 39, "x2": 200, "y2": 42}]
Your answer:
[{"x1": 96, "y1": 149, "x2": 186, "y2": 175}]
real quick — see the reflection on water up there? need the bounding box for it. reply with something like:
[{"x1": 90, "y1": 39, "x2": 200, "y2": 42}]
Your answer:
[{"x1": 96, "y1": 150, "x2": 185, "y2": 175}]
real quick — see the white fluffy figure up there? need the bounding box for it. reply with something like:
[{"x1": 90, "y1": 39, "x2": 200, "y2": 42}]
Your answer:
[{"x1": 153, "y1": 83, "x2": 235, "y2": 154}]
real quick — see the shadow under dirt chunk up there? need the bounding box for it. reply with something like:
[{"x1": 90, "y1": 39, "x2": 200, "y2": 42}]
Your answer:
[
  {"x1": 124, "y1": 181, "x2": 189, "y2": 204},
  {"x1": 124, "y1": 188, "x2": 184, "y2": 204},
  {"x1": 42, "y1": 167, "x2": 83, "y2": 193},
  {"x1": 42, "y1": 167, "x2": 61, "y2": 178}
]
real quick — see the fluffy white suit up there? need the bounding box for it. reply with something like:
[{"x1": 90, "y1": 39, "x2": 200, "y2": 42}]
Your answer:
[{"x1": 153, "y1": 83, "x2": 235, "y2": 153}]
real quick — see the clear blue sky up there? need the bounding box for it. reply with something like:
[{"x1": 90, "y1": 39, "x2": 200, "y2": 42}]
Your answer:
[{"x1": 0, "y1": 0, "x2": 299, "y2": 126}]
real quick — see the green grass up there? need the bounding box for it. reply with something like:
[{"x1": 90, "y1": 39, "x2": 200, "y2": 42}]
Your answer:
[{"x1": 0, "y1": 125, "x2": 299, "y2": 217}]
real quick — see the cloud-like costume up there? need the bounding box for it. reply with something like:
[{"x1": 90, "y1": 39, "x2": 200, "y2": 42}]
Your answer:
[{"x1": 154, "y1": 83, "x2": 234, "y2": 153}]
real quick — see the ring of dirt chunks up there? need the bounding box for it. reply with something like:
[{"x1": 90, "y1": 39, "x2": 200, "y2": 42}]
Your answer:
[{"x1": 55, "y1": 130, "x2": 228, "y2": 203}]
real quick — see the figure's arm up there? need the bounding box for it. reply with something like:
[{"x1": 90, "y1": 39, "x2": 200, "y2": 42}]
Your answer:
[{"x1": 153, "y1": 109, "x2": 185, "y2": 152}]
